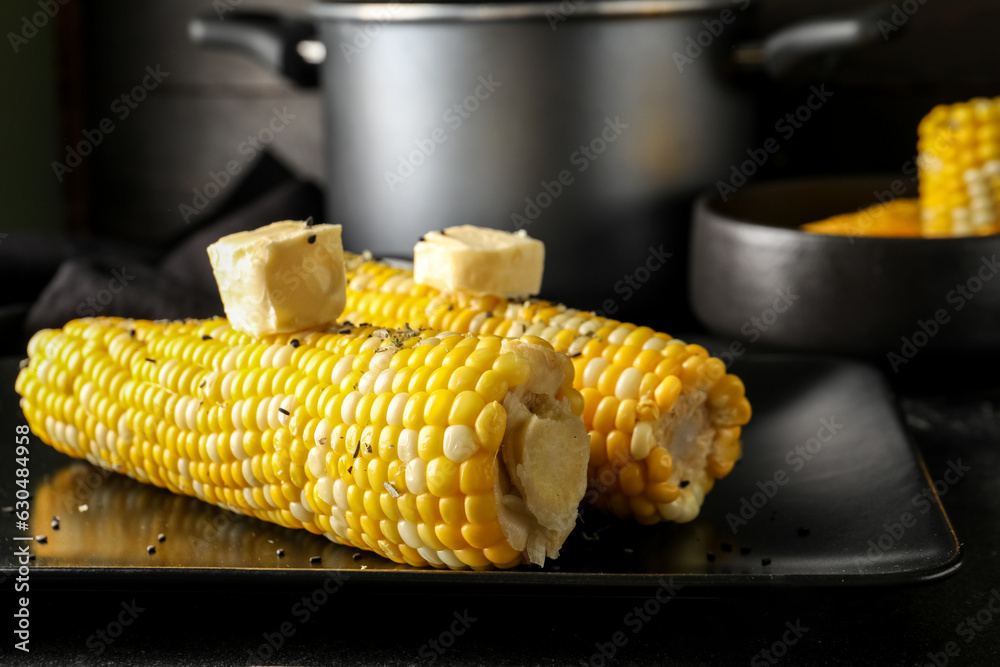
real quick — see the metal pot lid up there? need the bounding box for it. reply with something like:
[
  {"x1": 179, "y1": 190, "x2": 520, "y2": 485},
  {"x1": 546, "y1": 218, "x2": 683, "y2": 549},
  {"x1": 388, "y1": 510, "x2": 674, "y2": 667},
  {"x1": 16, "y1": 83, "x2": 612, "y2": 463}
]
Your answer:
[{"x1": 309, "y1": 0, "x2": 738, "y2": 22}]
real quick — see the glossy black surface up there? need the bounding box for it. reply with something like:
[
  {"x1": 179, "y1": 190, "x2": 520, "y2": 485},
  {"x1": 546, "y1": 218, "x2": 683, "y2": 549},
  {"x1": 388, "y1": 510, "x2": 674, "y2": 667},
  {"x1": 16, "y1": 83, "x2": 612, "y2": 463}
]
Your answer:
[
  {"x1": 690, "y1": 175, "x2": 1000, "y2": 355},
  {"x1": 0, "y1": 354, "x2": 959, "y2": 589}
]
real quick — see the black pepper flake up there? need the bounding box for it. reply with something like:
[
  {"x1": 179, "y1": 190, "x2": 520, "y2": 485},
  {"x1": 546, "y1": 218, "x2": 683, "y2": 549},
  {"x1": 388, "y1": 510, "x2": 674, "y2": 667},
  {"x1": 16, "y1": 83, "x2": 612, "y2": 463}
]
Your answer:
[
  {"x1": 706, "y1": 552, "x2": 715, "y2": 562},
  {"x1": 365, "y1": 444, "x2": 373, "y2": 454},
  {"x1": 352, "y1": 552, "x2": 362, "y2": 561},
  {"x1": 679, "y1": 480, "x2": 690, "y2": 488},
  {"x1": 570, "y1": 353, "x2": 581, "y2": 358},
  {"x1": 145, "y1": 358, "x2": 156, "y2": 363},
  {"x1": 720, "y1": 542, "x2": 732, "y2": 552},
  {"x1": 309, "y1": 556, "x2": 322, "y2": 564},
  {"x1": 447, "y1": 305, "x2": 453, "y2": 311},
  {"x1": 276, "y1": 548, "x2": 285, "y2": 557},
  {"x1": 28, "y1": 554, "x2": 35, "y2": 561},
  {"x1": 740, "y1": 546, "x2": 752, "y2": 555},
  {"x1": 278, "y1": 408, "x2": 290, "y2": 416},
  {"x1": 797, "y1": 527, "x2": 810, "y2": 538},
  {"x1": 34, "y1": 535, "x2": 47, "y2": 544},
  {"x1": 199, "y1": 381, "x2": 206, "y2": 389},
  {"x1": 157, "y1": 533, "x2": 166, "y2": 542},
  {"x1": 290, "y1": 339, "x2": 300, "y2": 348},
  {"x1": 146, "y1": 545, "x2": 156, "y2": 555},
  {"x1": 202, "y1": 335, "x2": 212, "y2": 340},
  {"x1": 352, "y1": 442, "x2": 361, "y2": 459},
  {"x1": 761, "y1": 557, "x2": 771, "y2": 567},
  {"x1": 308, "y1": 234, "x2": 317, "y2": 244},
  {"x1": 130, "y1": 329, "x2": 136, "y2": 338},
  {"x1": 305, "y1": 216, "x2": 316, "y2": 227},
  {"x1": 347, "y1": 466, "x2": 353, "y2": 474}
]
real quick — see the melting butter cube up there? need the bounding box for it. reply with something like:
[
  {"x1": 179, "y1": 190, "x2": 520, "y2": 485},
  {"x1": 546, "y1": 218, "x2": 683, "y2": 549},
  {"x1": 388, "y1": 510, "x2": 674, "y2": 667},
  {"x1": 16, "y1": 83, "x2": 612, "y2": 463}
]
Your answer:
[
  {"x1": 414, "y1": 226, "x2": 545, "y2": 298},
  {"x1": 207, "y1": 220, "x2": 346, "y2": 337}
]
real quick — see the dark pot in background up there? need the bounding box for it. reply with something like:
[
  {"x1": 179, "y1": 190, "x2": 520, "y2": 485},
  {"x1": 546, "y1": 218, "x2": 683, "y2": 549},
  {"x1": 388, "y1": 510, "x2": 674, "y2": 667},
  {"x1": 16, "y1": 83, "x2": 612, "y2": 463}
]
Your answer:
[
  {"x1": 190, "y1": 1, "x2": 893, "y2": 328},
  {"x1": 690, "y1": 176, "x2": 1000, "y2": 361}
]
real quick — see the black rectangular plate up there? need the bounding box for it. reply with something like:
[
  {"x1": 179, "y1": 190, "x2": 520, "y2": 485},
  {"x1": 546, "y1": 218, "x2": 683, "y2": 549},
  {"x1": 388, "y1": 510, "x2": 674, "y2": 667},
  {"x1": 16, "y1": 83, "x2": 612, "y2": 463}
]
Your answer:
[{"x1": 0, "y1": 354, "x2": 961, "y2": 589}]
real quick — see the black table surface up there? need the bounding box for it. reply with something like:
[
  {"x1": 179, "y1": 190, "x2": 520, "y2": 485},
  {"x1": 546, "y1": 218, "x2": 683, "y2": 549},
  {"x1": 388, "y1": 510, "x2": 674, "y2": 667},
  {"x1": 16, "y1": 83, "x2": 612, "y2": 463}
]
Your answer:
[{"x1": 3, "y1": 354, "x2": 999, "y2": 666}]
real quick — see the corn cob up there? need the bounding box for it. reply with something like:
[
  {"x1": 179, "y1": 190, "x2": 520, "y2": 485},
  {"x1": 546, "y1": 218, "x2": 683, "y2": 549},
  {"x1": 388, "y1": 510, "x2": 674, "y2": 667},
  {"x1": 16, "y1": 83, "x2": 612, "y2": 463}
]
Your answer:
[
  {"x1": 342, "y1": 254, "x2": 751, "y2": 525},
  {"x1": 918, "y1": 96, "x2": 1000, "y2": 237},
  {"x1": 15, "y1": 317, "x2": 590, "y2": 569},
  {"x1": 801, "y1": 198, "x2": 921, "y2": 237}
]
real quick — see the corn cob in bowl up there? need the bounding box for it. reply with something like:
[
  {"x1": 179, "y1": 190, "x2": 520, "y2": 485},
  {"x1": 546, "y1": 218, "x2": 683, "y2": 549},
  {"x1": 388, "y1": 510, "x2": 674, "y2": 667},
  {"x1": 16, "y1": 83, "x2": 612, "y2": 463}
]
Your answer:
[
  {"x1": 342, "y1": 233, "x2": 752, "y2": 525},
  {"x1": 15, "y1": 317, "x2": 590, "y2": 569}
]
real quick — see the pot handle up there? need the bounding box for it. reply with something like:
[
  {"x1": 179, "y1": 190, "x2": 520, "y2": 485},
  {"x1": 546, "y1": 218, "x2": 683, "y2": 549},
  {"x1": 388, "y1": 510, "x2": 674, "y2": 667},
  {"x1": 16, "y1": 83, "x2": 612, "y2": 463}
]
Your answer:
[
  {"x1": 735, "y1": 3, "x2": 902, "y2": 80},
  {"x1": 188, "y1": 12, "x2": 320, "y2": 87}
]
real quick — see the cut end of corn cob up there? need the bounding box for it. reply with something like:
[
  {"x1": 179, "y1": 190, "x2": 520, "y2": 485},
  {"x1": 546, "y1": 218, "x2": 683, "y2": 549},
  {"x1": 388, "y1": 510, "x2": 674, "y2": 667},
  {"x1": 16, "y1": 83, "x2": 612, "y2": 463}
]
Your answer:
[
  {"x1": 414, "y1": 226, "x2": 545, "y2": 298},
  {"x1": 16, "y1": 317, "x2": 590, "y2": 570},
  {"x1": 207, "y1": 220, "x2": 347, "y2": 337},
  {"x1": 342, "y1": 253, "x2": 752, "y2": 525}
]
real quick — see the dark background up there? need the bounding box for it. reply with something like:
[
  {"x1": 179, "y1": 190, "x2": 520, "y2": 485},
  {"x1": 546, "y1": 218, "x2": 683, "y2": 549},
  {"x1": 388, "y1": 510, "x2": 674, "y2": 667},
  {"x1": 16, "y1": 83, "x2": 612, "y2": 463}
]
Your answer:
[{"x1": 2, "y1": 2, "x2": 1000, "y2": 664}]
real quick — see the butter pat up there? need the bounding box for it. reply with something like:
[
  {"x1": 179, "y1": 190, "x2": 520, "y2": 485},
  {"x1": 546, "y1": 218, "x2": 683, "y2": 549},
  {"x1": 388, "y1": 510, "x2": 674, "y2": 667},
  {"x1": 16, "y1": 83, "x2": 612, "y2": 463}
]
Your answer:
[
  {"x1": 413, "y1": 226, "x2": 545, "y2": 298},
  {"x1": 207, "y1": 220, "x2": 346, "y2": 337}
]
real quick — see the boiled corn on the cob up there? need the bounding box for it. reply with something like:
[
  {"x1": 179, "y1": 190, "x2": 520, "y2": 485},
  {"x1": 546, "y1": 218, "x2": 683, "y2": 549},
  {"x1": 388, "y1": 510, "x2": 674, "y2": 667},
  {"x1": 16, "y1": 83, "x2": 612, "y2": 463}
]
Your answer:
[
  {"x1": 919, "y1": 96, "x2": 1000, "y2": 237},
  {"x1": 343, "y1": 254, "x2": 751, "y2": 525},
  {"x1": 16, "y1": 317, "x2": 591, "y2": 569},
  {"x1": 801, "y1": 199, "x2": 922, "y2": 237}
]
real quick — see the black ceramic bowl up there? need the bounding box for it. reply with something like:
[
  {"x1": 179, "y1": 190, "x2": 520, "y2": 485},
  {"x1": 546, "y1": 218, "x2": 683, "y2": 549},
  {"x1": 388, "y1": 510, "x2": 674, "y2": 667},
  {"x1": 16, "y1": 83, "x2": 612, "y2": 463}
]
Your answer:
[{"x1": 689, "y1": 176, "x2": 1000, "y2": 359}]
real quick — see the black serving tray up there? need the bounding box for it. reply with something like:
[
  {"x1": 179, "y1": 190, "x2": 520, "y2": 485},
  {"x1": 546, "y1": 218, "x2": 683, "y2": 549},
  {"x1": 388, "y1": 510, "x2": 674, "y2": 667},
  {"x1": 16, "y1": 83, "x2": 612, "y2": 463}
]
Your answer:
[{"x1": 0, "y1": 355, "x2": 961, "y2": 590}]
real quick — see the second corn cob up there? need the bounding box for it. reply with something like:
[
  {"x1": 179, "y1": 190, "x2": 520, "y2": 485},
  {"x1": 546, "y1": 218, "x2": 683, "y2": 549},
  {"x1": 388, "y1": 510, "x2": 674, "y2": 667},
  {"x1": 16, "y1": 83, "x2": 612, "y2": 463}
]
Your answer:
[
  {"x1": 16, "y1": 317, "x2": 590, "y2": 569},
  {"x1": 343, "y1": 254, "x2": 751, "y2": 525}
]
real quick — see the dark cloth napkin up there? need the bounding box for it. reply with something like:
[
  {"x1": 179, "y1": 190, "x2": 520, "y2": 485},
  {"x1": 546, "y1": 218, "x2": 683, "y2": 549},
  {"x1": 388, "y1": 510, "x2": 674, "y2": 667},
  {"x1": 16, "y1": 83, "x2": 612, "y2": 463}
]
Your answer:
[{"x1": 24, "y1": 155, "x2": 323, "y2": 334}]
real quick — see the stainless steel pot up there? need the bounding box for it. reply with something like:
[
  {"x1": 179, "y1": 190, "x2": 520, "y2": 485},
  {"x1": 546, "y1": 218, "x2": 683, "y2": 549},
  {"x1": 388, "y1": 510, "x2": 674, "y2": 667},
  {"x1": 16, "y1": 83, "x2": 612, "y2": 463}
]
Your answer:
[{"x1": 190, "y1": 1, "x2": 892, "y2": 327}]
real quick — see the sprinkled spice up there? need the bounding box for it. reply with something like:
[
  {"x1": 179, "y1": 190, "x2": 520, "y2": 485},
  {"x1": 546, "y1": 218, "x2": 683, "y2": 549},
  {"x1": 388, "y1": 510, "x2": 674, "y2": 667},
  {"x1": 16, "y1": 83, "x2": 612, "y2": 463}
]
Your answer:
[
  {"x1": 278, "y1": 408, "x2": 290, "y2": 416},
  {"x1": 276, "y1": 549, "x2": 285, "y2": 558},
  {"x1": 290, "y1": 339, "x2": 300, "y2": 348},
  {"x1": 309, "y1": 556, "x2": 322, "y2": 564},
  {"x1": 35, "y1": 535, "x2": 47, "y2": 544},
  {"x1": 28, "y1": 554, "x2": 35, "y2": 561},
  {"x1": 797, "y1": 527, "x2": 811, "y2": 537},
  {"x1": 679, "y1": 480, "x2": 690, "y2": 488},
  {"x1": 145, "y1": 358, "x2": 156, "y2": 364},
  {"x1": 383, "y1": 482, "x2": 400, "y2": 498},
  {"x1": 50, "y1": 518, "x2": 59, "y2": 530},
  {"x1": 308, "y1": 235, "x2": 317, "y2": 244},
  {"x1": 157, "y1": 533, "x2": 166, "y2": 543},
  {"x1": 761, "y1": 557, "x2": 772, "y2": 567},
  {"x1": 352, "y1": 443, "x2": 361, "y2": 459},
  {"x1": 347, "y1": 466, "x2": 353, "y2": 474},
  {"x1": 305, "y1": 216, "x2": 316, "y2": 227},
  {"x1": 199, "y1": 381, "x2": 206, "y2": 389},
  {"x1": 147, "y1": 545, "x2": 156, "y2": 555},
  {"x1": 130, "y1": 329, "x2": 136, "y2": 338},
  {"x1": 352, "y1": 552, "x2": 362, "y2": 561},
  {"x1": 202, "y1": 335, "x2": 211, "y2": 340}
]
